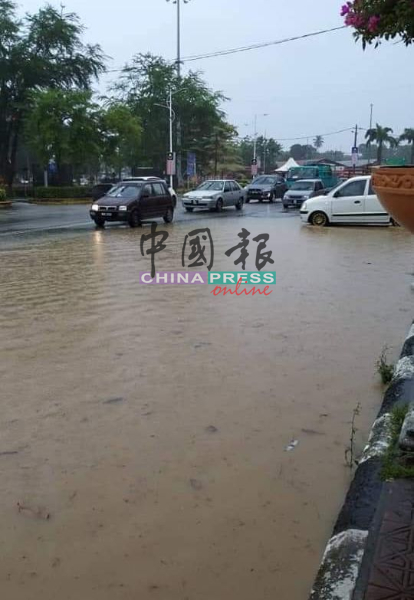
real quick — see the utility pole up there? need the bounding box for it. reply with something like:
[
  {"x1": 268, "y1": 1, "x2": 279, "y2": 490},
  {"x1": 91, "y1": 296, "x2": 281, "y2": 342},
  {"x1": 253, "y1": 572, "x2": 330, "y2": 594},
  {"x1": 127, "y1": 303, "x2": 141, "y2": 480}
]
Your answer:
[
  {"x1": 263, "y1": 131, "x2": 267, "y2": 173},
  {"x1": 168, "y1": 88, "x2": 174, "y2": 189},
  {"x1": 253, "y1": 114, "x2": 257, "y2": 163},
  {"x1": 353, "y1": 124, "x2": 358, "y2": 174},
  {"x1": 368, "y1": 104, "x2": 373, "y2": 166}
]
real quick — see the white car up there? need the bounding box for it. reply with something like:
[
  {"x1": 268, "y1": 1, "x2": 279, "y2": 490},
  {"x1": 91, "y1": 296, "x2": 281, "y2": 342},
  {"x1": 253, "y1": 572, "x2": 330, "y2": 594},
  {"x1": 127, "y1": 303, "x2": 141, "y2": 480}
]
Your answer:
[{"x1": 300, "y1": 176, "x2": 392, "y2": 226}]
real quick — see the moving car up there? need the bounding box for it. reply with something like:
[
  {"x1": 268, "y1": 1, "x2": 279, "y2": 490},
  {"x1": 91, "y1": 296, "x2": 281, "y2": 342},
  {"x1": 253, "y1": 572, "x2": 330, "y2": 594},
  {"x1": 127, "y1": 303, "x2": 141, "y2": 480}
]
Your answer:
[
  {"x1": 182, "y1": 180, "x2": 244, "y2": 212},
  {"x1": 283, "y1": 179, "x2": 325, "y2": 209},
  {"x1": 300, "y1": 176, "x2": 392, "y2": 226},
  {"x1": 89, "y1": 180, "x2": 174, "y2": 228},
  {"x1": 245, "y1": 175, "x2": 287, "y2": 203},
  {"x1": 122, "y1": 177, "x2": 177, "y2": 208}
]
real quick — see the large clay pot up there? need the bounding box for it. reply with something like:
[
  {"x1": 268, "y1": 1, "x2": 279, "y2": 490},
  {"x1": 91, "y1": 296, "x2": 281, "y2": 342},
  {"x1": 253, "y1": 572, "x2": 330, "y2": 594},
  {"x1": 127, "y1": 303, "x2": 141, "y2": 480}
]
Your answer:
[{"x1": 372, "y1": 166, "x2": 414, "y2": 233}]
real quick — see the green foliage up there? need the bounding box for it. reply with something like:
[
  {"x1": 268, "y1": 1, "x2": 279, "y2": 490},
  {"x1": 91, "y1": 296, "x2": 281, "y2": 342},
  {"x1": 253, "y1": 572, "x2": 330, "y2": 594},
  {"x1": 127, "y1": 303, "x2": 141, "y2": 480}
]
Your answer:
[
  {"x1": 400, "y1": 128, "x2": 414, "y2": 163},
  {"x1": 237, "y1": 136, "x2": 283, "y2": 171},
  {"x1": 100, "y1": 103, "x2": 142, "y2": 174},
  {"x1": 24, "y1": 89, "x2": 102, "y2": 182},
  {"x1": 0, "y1": 0, "x2": 105, "y2": 184},
  {"x1": 33, "y1": 186, "x2": 92, "y2": 199},
  {"x1": 365, "y1": 124, "x2": 398, "y2": 164},
  {"x1": 381, "y1": 404, "x2": 414, "y2": 481},
  {"x1": 376, "y1": 346, "x2": 395, "y2": 385},
  {"x1": 0, "y1": 187, "x2": 6, "y2": 201},
  {"x1": 313, "y1": 135, "x2": 324, "y2": 150}
]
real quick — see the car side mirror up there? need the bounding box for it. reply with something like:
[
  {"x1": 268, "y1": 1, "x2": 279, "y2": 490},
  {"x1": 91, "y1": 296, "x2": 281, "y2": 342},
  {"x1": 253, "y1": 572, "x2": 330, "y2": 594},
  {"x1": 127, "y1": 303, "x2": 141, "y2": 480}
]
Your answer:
[{"x1": 333, "y1": 191, "x2": 340, "y2": 198}]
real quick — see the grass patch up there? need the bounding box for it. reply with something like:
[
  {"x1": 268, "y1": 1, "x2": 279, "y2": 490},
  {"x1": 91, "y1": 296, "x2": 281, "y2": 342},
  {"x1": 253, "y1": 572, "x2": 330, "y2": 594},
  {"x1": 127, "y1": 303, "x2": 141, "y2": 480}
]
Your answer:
[
  {"x1": 381, "y1": 404, "x2": 414, "y2": 480},
  {"x1": 376, "y1": 346, "x2": 394, "y2": 385}
]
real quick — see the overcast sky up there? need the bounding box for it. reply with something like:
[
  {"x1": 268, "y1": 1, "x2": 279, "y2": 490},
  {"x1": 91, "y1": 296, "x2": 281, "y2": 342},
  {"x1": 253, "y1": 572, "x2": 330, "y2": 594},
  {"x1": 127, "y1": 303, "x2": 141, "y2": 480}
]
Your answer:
[{"x1": 20, "y1": 0, "x2": 413, "y2": 153}]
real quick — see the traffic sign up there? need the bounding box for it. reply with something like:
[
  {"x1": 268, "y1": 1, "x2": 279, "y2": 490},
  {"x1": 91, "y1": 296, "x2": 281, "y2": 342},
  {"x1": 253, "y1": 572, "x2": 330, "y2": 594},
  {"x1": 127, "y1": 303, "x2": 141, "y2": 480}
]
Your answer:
[{"x1": 166, "y1": 152, "x2": 176, "y2": 176}]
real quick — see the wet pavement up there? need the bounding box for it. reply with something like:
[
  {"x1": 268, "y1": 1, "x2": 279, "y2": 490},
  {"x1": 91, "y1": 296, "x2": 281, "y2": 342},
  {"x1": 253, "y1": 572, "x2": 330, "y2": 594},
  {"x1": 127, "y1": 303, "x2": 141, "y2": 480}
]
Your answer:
[{"x1": 0, "y1": 207, "x2": 413, "y2": 600}]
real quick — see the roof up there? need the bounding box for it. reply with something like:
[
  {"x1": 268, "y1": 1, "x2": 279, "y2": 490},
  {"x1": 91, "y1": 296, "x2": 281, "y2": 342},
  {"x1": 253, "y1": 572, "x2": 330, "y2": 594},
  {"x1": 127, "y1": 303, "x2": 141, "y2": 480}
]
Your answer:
[{"x1": 274, "y1": 157, "x2": 299, "y2": 172}]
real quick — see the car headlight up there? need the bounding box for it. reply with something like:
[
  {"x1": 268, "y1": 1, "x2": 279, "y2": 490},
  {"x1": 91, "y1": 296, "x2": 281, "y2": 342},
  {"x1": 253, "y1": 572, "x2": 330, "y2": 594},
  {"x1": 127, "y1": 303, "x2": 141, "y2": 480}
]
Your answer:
[
  {"x1": 119, "y1": 205, "x2": 127, "y2": 211},
  {"x1": 301, "y1": 195, "x2": 310, "y2": 200},
  {"x1": 91, "y1": 204, "x2": 99, "y2": 211},
  {"x1": 302, "y1": 202, "x2": 308, "y2": 210},
  {"x1": 203, "y1": 195, "x2": 214, "y2": 200}
]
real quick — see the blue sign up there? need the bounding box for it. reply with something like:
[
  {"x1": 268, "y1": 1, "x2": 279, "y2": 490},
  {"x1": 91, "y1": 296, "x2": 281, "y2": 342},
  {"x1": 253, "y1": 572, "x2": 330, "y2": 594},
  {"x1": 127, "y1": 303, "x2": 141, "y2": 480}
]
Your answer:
[{"x1": 187, "y1": 152, "x2": 196, "y2": 177}]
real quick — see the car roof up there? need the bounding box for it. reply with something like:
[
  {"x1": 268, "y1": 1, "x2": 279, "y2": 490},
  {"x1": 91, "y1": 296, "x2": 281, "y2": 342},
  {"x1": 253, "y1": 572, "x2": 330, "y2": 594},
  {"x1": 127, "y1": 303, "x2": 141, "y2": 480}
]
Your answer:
[{"x1": 122, "y1": 176, "x2": 163, "y2": 181}]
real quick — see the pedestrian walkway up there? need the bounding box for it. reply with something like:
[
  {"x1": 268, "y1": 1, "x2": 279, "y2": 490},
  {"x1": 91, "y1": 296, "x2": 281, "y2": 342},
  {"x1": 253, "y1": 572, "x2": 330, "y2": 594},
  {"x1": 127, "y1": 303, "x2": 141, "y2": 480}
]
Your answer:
[{"x1": 360, "y1": 480, "x2": 414, "y2": 600}]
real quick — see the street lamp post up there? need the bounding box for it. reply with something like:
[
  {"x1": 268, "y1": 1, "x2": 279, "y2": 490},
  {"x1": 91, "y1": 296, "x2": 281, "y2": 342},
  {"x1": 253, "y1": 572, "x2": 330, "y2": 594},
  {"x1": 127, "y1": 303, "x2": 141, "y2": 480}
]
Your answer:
[
  {"x1": 166, "y1": 0, "x2": 191, "y2": 185},
  {"x1": 368, "y1": 103, "x2": 373, "y2": 166},
  {"x1": 155, "y1": 88, "x2": 175, "y2": 189}
]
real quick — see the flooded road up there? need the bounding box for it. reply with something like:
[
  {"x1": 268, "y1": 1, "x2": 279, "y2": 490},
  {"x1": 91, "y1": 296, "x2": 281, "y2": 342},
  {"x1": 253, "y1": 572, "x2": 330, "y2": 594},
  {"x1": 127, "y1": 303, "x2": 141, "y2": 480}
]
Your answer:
[{"x1": 0, "y1": 212, "x2": 413, "y2": 600}]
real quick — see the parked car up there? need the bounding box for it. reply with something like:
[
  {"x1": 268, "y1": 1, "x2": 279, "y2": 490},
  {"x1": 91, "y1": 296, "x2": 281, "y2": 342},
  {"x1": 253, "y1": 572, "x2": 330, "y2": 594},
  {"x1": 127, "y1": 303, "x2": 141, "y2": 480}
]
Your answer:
[
  {"x1": 245, "y1": 175, "x2": 287, "y2": 203},
  {"x1": 300, "y1": 176, "x2": 392, "y2": 227},
  {"x1": 283, "y1": 179, "x2": 325, "y2": 209},
  {"x1": 122, "y1": 177, "x2": 177, "y2": 208},
  {"x1": 182, "y1": 180, "x2": 244, "y2": 212},
  {"x1": 91, "y1": 183, "x2": 115, "y2": 201},
  {"x1": 89, "y1": 180, "x2": 174, "y2": 228}
]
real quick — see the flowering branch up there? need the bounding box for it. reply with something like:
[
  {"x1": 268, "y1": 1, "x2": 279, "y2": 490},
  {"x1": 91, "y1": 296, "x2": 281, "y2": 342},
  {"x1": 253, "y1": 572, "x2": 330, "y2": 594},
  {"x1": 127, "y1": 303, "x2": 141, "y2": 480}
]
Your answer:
[{"x1": 341, "y1": 0, "x2": 414, "y2": 46}]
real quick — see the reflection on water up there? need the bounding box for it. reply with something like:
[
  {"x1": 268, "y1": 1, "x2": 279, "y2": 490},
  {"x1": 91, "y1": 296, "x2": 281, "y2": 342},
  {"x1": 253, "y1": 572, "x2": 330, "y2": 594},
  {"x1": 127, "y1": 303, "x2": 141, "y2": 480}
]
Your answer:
[{"x1": 0, "y1": 218, "x2": 413, "y2": 600}]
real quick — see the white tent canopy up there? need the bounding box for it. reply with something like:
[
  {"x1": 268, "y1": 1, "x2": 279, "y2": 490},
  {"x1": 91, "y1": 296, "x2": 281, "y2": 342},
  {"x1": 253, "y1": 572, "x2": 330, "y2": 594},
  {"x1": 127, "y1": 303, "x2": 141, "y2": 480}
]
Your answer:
[{"x1": 274, "y1": 157, "x2": 299, "y2": 173}]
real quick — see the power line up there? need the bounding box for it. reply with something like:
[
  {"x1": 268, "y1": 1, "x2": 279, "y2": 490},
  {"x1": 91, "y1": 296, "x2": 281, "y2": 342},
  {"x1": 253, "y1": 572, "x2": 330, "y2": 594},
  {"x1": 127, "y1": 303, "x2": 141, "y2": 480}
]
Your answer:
[
  {"x1": 181, "y1": 26, "x2": 347, "y2": 62},
  {"x1": 105, "y1": 25, "x2": 347, "y2": 73},
  {"x1": 275, "y1": 127, "x2": 355, "y2": 142}
]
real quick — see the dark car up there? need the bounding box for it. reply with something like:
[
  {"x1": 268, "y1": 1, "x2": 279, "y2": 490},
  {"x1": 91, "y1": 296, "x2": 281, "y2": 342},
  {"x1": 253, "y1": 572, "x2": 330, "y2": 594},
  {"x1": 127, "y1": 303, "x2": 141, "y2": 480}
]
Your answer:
[
  {"x1": 245, "y1": 175, "x2": 287, "y2": 203},
  {"x1": 89, "y1": 180, "x2": 174, "y2": 228},
  {"x1": 283, "y1": 179, "x2": 325, "y2": 209},
  {"x1": 91, "y1": 183, "x2": 116, "y2": 201}
]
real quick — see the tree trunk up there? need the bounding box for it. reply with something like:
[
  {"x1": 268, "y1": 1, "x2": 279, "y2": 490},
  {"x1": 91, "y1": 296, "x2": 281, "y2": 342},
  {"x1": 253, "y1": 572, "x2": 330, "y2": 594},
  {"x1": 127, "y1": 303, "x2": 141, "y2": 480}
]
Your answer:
[{"x1": 377, "y1": 142, "x2": 383, "y2": 164}]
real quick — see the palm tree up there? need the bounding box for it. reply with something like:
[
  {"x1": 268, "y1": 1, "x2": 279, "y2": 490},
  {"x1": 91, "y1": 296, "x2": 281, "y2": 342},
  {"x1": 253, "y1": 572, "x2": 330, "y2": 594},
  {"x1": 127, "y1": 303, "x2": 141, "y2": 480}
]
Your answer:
[
  {"x1": 365, "y1": 124, "x2": 397, "y2": 164},
  {"x1": 313, "y1": 135, "x2": 324, "y2": 151},
  {"x1": 400, "y1": 128, "x2": 414, "y2": 164}
]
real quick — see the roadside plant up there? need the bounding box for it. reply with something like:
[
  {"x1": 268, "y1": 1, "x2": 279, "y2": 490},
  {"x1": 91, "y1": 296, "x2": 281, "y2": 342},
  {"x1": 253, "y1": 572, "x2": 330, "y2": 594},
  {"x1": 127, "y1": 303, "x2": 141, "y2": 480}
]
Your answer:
[
  {"x1": 345, "y1": 402, "x2": 361, "y2": 469},
  {"x1": 341, "y1": 1, "x2": 414, "y2": 47},
  {"x1": 376, "y1": 346, "x2": 394, "y2": 385},
  {"x1": 0, "y1": 187, "x2": 6, "y2": 201}
]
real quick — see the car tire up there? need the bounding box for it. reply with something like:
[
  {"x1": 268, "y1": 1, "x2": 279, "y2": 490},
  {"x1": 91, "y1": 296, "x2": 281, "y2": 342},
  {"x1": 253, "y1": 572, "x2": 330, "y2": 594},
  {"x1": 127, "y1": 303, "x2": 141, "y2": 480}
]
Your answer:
[
  {"x1": 310, "y1": 211, "x2": 329, "y2": 227},
  {"x1": 268, "y1": 192, "x2": 274, "y2": 203},
  {"x1": 235, "y1": 198, "x2": 244, "y2": 211},
  {"x1": 163, "y1": 207, "x2": 174, "y2": 223},
  {"x1": 172, "y1": 195, "x2": 177, "y2": 209},
  {"x1": 283, "y1": 204, "x2": 289, "y2": 210},
  {"x1": 185, "y1": 207, "x2": 194, "y2": 212},
  {"x1": 245, "y1": 198, "x2": 250, "y2": 203},
  {"x1": 93, "y1": 216, "x2": 105, "y2": 228},
  {"x1": 128, "y1": 209, "x2": 141, "y2": 228},
  {"x1": 216, "y1": 198, "x2": 224, "y2": 212}
]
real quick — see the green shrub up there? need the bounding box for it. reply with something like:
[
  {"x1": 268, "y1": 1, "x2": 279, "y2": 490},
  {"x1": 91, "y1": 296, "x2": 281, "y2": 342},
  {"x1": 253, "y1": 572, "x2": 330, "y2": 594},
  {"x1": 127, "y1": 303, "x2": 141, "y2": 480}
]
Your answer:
[
  {"x1": 0, "y1": 187, "x2": 6, "y2": 201},
  {"x1": 33, "y1": 186, "x2": 93, "y2": 199}
]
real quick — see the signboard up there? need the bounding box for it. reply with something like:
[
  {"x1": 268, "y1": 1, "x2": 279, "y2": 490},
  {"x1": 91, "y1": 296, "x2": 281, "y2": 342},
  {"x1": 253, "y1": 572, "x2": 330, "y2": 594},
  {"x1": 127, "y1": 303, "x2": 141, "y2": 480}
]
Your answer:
[
  {"x1": 166, "y1": 152, "x2": 176, "y2": 176},
  {"x1": 351, "y1": 146, "x2": 358, "y2": 167},
  {"x1": 187, "y1": 152, "x2": 196, "y2": 177},
  {"x1": 251, "y1": 157, "x2": 258, "y2": 176}
]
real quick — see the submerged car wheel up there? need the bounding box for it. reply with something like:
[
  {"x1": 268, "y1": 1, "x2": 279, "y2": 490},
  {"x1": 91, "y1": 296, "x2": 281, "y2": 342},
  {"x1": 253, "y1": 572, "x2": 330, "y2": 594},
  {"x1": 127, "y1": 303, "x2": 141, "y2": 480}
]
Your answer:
[
  {"x1": 310, "y1": 211, "x2": 329, "y2": 227},
  {"x1": 268, "y1": 192, "x2": 274, "y2": 203},
  {"x1": 245, "y1": 198, "x2": 250, "y2": 203},
  {"x1": 185, "y1": 207, "x2": 194, "y2": 212},
  {"x1": 93, "y1": 216, "x2": 105, "y2": 228},
  {"x1": 235, "y1": 198, "x2": 244, "y2": 211},
  {"x1": 129, "y1": 209, "x2": 141, "y2": 228},
  {"x1": 216, "y1": 198, "x2": 223, "y2": 212},
  {"x1": 163, "y1": 207, "x2": 174, "y2": 223}
]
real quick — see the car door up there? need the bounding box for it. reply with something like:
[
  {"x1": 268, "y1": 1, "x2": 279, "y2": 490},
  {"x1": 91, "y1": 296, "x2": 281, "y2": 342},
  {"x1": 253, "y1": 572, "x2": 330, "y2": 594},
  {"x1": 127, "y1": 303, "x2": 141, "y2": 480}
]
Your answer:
[
  {"x1": 365, "y1": 178, "x2": 390, "y2": 223},
  {"x1": 223, "y1": 181, "x2": 233, "y2": 206},
  {"x1": 152, "y1": 182, "x2": 167, "y2": 217},
  {"x1": 331, "y1": 179, "x2": 367, "y2": 223},
  {"x1": 140, "y1": 184, "x2": 154, "y2": 218},
  {"x1": 231, "y1": 181, "x2": 241, "y2": 204}
]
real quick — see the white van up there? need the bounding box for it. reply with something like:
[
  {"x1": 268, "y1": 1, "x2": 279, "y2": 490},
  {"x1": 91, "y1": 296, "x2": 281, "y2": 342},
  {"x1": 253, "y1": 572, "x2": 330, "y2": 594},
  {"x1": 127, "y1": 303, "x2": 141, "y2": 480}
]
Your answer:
[{"x1": 300, "y1": 176, "x2": 392, "y2": 226}]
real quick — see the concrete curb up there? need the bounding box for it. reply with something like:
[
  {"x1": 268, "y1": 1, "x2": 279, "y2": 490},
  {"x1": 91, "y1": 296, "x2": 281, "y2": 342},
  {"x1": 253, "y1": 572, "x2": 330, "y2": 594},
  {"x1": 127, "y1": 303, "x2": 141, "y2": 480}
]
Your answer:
[{"x1": 309, "y1": 320, "x2": 414, "y2": 600}]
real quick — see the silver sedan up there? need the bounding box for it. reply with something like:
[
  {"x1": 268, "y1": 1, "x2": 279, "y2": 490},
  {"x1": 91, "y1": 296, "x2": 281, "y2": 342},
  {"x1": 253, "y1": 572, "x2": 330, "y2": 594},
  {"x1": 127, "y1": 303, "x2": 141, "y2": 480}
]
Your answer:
[{"x1": 182, "y1": 180, "x2": 245, "y2": 212}]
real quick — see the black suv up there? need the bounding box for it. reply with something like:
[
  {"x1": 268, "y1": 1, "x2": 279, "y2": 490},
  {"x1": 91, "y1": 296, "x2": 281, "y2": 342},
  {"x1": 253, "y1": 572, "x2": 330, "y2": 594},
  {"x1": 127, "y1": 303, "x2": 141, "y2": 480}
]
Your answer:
[
  {"x1": 89, "y1": 180, "x2": 174, "y2": 228},
  {"x1": 245, "y1": 175, "x2": 287, "y2": 203}
]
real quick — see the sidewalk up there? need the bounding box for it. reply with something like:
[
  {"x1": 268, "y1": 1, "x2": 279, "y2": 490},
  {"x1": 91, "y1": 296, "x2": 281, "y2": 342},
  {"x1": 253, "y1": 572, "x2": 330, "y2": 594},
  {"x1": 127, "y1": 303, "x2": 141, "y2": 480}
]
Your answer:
[{"x1": 355, "y1": 480, "x2": 414, "y2": 600}]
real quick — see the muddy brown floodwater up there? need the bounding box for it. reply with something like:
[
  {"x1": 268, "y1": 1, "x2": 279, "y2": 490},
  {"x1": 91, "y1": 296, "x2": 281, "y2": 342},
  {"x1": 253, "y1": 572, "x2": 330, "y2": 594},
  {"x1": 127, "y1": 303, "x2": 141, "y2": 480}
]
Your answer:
[{"x1": 0, "y1": 215, "x2": 413, "y2": 600}]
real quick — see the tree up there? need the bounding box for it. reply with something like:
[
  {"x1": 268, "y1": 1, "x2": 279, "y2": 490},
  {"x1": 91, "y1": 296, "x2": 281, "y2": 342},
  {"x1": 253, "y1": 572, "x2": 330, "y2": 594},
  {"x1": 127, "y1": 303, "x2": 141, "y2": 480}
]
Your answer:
[
  {"x1": 289, "y1": 144, "x2": 317, "y2": 161},
  {"x1": 341, "y1": 0, "x2": 414, "y2": 46},
  {"x1": 113, "y1": 53, "x2": 234, "y2": 177},
  {"x1": 365, "y1": 124, "x2": 397, "y2": 164},
  {"x1": 100, "y1": 104, "x2": 142, "y2": 177},
  {"x1": 0, "y1": 1, "x2": 105, "y2": 185},
  {"x1": 237, "y1": 136, "x2": 283, "y2": 171},
  {"x1": 313, "y1": 135, "x2": 324, "y2": 150},
  {"x1": 24, "y1": 89, "x2": 102, "y2": 184},
  {"x1": 400, "y1": 128, "x2": 414, "y2": 164}
]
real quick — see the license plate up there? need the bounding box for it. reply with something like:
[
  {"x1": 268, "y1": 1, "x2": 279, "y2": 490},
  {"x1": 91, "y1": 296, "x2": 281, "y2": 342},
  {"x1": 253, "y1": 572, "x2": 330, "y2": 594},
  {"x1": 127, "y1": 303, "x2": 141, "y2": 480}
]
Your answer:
[{"x1": 102, "y1": 212, "x2": 112, "y2": 217}]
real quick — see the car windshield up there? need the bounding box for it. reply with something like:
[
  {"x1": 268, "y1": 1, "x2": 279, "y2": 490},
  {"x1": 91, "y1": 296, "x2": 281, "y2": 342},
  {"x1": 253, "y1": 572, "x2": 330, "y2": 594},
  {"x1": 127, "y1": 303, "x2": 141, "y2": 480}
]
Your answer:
[
  {"x1": 107, "y1": 184, "x2": 141, "y2": 198},
  {"x1": 196, "y1": 181, "x2": 224, "y2": 191},
  {"x1": 253, "y1": 177, "x2": 277, "y2": 185},
  {"x1": 290, "y1": 181, "x2": 315, "y2": 191}
]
